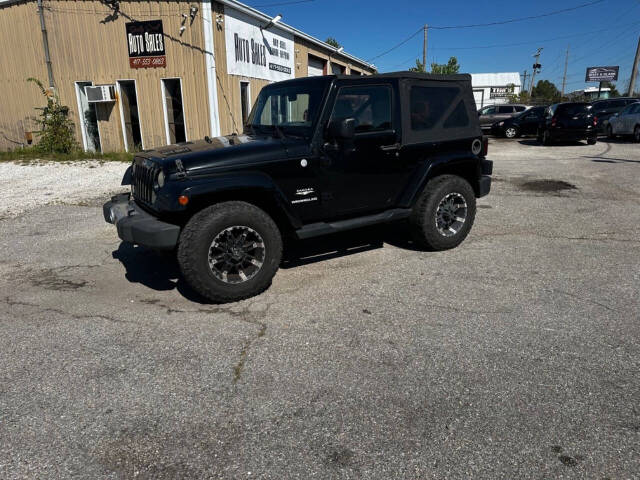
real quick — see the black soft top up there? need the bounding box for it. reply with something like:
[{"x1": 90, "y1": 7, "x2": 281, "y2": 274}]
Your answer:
[{"x1": 335, "y1": 71, "x2": 472, "y2": 83}]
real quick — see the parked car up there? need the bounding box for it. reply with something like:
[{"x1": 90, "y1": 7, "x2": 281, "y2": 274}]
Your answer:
[
  {"x1": 104, "y1": 72, "x2": 492, "y2": 302},
  {"x1": 607, "y1": 101, "x2": 640, "y2": 141},
  {"x1": 537, "y1": 102, "x2": 597, "y2": 145},
  {"x1": 478, "y1": 104, "x2": 528, "y2": 130},
  {"x1": 491, "y1": 106, "x2": 546, "y2": 138},
  {"x1": 590, "y1": 97, "x2": 639, "y2": 134}
]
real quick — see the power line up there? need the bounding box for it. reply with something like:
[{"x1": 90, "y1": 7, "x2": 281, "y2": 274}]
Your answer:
[
  {"x1": 429, "y1": 0, "x2": 604, "y2": 29},
  {"x1": 366, "y1": 28, "x2": 423, "y2": 62}
]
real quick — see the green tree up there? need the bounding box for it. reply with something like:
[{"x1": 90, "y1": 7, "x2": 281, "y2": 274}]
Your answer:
[
  {"x1": 531, "y1": 79, "x2": 561, "y2": 103},
  {"x1": 409, "y1": 59, "x2": 426, "y2": 73},
  {"x1": 325, "y1": 37, "x2": 341, "y2": 48},
  {"x1": 430, "y1": 57, "x2": 460, "y2": 75},
  {"x1": 601, "y1": 81, "x2": 620, "y2": 97},
  {"x1": 28, "y1": 78, "x2": 78, "y2": 154}
]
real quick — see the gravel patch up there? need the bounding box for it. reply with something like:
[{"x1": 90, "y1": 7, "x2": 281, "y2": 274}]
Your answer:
[{"x1": 0, "y1": 161, "x2": 128, "y2": 218}]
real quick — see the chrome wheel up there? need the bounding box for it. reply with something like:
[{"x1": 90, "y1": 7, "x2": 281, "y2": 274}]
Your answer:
[
  {"x1": 208, "y1": 226, "x2": 265, "y2": 284},
  {"x1": 435, "y1": 192, "x2": 467, "y2": 237},
  {"x1": 505, "y1": 127, "x2": 517, "y2": 138}
]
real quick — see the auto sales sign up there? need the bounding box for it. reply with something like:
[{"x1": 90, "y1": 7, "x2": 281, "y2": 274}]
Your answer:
[
  {"x1": 126, "y1": 20, "x2": 166, "y2": 69},
  {"x1": 224, "y1": 9, "x2": 294, "y2": 82}
]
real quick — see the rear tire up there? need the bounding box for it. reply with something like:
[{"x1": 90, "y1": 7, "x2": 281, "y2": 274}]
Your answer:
[
  {"x1": 607, "y1": 124, "x2": 615, "y2": 139},
  {"x1": 542, "y1": 130, "x2": 553, "y2": 146},
  {"x1": 505, "y1": 126, "x2": 518, "y2": 139},
  {"x1": 634, "y1": 126, "x2": 640, "y2": 143},
  {"x1": 587, "y1": 136, "x2": 597, "y2": 145},
  {"x1": 409, "y1": 175, "x2": 476, "y2": 251},
  {"x1": 177, "y1": 201, "x2": 282, "y2": 303}
]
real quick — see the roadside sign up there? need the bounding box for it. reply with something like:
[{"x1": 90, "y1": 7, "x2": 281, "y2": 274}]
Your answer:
[{"x1": 585, "y1": 66, "x2": 619, "y2": 82}]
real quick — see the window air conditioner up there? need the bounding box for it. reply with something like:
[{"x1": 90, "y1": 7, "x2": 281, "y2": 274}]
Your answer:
[{"x1": 86, "y1": 85, "x2": 116, "y2": 103}]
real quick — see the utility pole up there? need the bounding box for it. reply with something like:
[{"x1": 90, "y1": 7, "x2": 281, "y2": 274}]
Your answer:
[
  {"x1": 628, "y1": 35, "x2": 640, "y2": 97},
  {"x1": 561, "y1": 45, "x2": 570, "y2": 98},
  {"x1": 422, "y1": 24, "x2": 428, "y2": 72},
  {"x1": 529, "y1": 47, "x2": 543, "y2": 96},
  {"x1": 522, "y1": 70, "x2": 528, "y2": 93}
]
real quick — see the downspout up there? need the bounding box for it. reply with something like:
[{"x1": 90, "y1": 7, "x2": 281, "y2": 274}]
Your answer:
[
  {"x1": 37, "y1": 0, "x2": 55, "y2": 88},
  {"x1": 202, "y1": 0, "x2": 221, "y2": 137}
]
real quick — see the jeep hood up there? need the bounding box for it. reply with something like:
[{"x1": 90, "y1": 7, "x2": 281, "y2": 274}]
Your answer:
[{"x1": 137, "y1": 135, "x2": 298, "y2": 172}]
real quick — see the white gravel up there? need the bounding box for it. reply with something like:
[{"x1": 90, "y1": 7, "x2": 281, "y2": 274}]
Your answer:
[{"x1": 0, "y1": 161, "x2": 128, "y2": 218}]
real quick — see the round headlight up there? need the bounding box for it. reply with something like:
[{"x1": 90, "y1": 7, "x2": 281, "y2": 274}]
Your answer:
[{"x1": 157, "y1": 171, "x2": 165, "y2": 188}]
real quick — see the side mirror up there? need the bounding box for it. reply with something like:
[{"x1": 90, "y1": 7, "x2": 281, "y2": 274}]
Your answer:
[{"x1": 328, "y1": 118, "x2": 356, "y2": 140}]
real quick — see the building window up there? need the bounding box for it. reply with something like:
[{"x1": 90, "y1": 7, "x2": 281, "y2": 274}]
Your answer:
[
  {"x1": 162, "y1": 78, "x2": 186, "y2": 144},
  {"x1": 117, "y1": 80, "x2": 143, "y2": 151},
  {"x1": 74, "y1": 81, "x2": 101, "y2": 152},
  {"x1": 240, "y1": 81, "x2": 250, "y2": 126}
]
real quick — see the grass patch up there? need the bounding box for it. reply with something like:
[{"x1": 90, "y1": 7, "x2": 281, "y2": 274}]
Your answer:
[{"x1": 0, "y1": 148, "x2": 133, "y2": 164}]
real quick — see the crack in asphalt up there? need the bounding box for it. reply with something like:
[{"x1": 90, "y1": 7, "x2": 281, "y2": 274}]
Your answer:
[
  {"x1": 1, "y1": 297, "x2": 132, "y2": 325},
  {"x1": 550, "y1": 288, "x2": 621, "y2": 314},
  {"x1": 136, "y1": 298, "x2": 272, "y2": 385}
]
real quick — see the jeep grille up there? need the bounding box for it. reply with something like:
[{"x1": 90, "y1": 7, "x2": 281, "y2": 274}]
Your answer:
[{"x1": 132, "y1": 158, "x2": 157, "y2": 204}]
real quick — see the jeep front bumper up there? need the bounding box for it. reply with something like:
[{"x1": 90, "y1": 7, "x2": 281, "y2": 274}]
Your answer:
[{"x1": 103, "y1": 193, "x2": 180, "y2": 250}]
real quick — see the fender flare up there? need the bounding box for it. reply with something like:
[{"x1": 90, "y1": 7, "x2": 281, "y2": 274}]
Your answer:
[{"x1": 180, "y1": 171, "x2": 302, "y2": 229}]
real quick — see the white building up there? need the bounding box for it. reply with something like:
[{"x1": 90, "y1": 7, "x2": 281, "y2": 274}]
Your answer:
[{"x1": 470, "y1": 72, "x2": 522, "y2": 108}]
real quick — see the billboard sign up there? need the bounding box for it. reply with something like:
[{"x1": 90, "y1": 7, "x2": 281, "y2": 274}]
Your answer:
[
  {"x1": 126, "y1": 20, "x2": 166, "y2": 69},
  {"x1": 585, "y1": 66, "x2": 619, "y2": 82},
  {"x1": 224, "y1": 8, "x2": 294, "y2": 82}
]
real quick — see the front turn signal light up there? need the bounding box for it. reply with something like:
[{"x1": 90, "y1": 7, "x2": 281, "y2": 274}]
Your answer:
[{"x1": 178, "y1": 195, "x2": 189, "y2": 206}]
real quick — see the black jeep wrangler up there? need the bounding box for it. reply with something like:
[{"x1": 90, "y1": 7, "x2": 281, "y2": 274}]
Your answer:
[{"x1": 104, "y1": 72, "x2": 492, "y2": 302}]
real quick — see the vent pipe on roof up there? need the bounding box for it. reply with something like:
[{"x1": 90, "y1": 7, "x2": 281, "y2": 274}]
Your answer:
[{"x1": 37, "y1": 0, "x2": 55, "y2": 89}]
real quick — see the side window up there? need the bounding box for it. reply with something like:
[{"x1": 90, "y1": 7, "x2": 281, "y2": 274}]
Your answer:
[
  {"x1": 498, "y1": 106, "x2": 514, "y2": 114},
  {"x1": 330, "y1": 85, "x2": 392, "y2": 133},
  {"x1": 514, "y1": 106, "x2": 526, "y2": 112},
  {"x1": 630, "y1": 104, "x2": 640, "y2": 114},
  {"x1": 410, "y1": 86, "x2": 459, "y2": 130},
  {"x1": 443, "y1": 100, "x2": 469, "y2": 128}
]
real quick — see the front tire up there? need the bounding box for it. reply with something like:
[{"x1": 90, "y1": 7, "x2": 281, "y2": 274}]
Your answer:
[
  {"x1": 542, "y1": 130, "x2": 553, "y2": 146},
  {"x1": 177, "y1": 201, "x2": 283, "y2": 303},
  {"x1": 409, "y1": 175, "x2": 476, "y2": 251}
]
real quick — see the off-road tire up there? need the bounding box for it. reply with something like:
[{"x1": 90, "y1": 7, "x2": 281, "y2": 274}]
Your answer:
[
  {"x1": 587, "y1": 136, "x2": 597, "y2": 145},
  {"x1": 505, "y1": 126, "x2": 519, "y2": 139},
  {"x1": 409, "y1": 175, "x2": 476, "y2": 251},
  {"x1": 177, "y1": 201, "x2": 282, "y2": 303}
]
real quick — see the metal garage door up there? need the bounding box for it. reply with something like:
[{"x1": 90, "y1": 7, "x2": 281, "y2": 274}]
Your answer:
[{"x1": 308, "y1": 57, "x2": 325, "y2": 76}]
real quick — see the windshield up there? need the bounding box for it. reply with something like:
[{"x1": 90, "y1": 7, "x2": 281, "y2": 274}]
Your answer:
[{"x1": 246, "y1": 83, "x2": 326, "y2": 138}]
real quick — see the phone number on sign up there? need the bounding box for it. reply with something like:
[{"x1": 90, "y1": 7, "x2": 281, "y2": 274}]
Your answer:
[{"x1": 129, "y1": 56, "x2": 167, "y2": 69}]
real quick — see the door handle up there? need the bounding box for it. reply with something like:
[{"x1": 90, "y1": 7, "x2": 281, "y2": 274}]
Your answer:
[{"x1": 380, "y1": 143, "x2": 401, "y2": 152}]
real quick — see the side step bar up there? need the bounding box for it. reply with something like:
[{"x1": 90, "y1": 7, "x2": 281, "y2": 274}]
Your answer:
[{"x1": 295, "y1": 208, "x2": 412, "y2": 240}]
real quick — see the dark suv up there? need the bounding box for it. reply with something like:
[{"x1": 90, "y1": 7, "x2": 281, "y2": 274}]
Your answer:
[
  {"x1": 590, "y1": 97, "x2": 640, "y2": 134},
  {"x1": 537, "y1": 102, "x2": 597, "y2": 145},
  {"x1": 104, "y1": 72, "x2": 492, "y2": 302}
]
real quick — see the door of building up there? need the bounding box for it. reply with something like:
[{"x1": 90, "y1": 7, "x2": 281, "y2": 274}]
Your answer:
[
  {"x1": 161, "y1": 78, "x2": 186, "y2": 144},
  {"x1": 75, "y1": 82, "x2": 101, "y2": 152},
  {"x1": 308, "y1": 56, "x2": 325, "y2": 76},
  {"x1": 117, "y1": 80, "x2": 143, "y2": 151}
]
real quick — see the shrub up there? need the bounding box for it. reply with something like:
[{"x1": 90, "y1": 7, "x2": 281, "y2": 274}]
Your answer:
[{"x1": 27, "y1": 77, "x2": 79, "y2": 154}]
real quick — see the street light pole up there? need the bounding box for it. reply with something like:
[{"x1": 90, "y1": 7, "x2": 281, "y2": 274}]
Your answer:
[{"x1": 529, "y1": 48, "x2": 543, "y2": 96}]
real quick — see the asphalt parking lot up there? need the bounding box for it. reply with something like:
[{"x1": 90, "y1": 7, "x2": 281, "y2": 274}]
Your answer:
[{"x1": 1, "y1": 138, "x2": 639, "y2": 479}]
